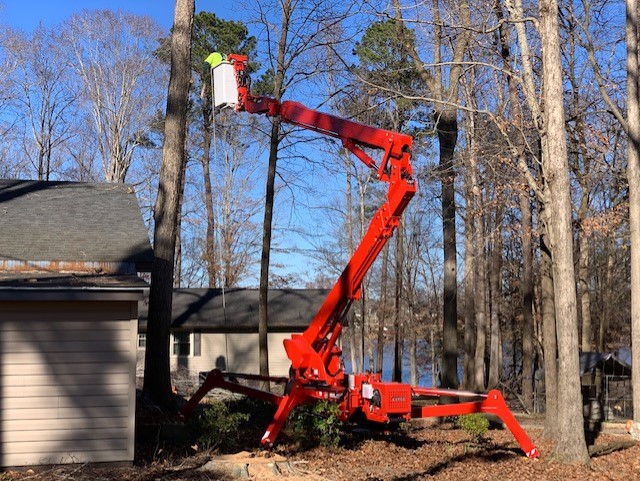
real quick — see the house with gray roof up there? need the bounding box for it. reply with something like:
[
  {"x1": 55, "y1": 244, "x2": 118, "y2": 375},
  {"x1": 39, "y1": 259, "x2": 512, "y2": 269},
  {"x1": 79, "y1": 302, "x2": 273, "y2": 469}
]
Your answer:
[
  {"x1": 137, "y1": 288, "x2": 329, "y2": 379},
  {"x1": 0, "y1": 179, "x2": 152, "y2": 467}
]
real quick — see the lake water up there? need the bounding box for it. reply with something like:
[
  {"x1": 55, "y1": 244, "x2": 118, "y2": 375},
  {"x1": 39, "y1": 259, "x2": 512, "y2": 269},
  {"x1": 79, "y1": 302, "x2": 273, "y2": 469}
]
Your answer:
[{"x1": 341, "y1": 340, "x2": 437, "y2": 386}]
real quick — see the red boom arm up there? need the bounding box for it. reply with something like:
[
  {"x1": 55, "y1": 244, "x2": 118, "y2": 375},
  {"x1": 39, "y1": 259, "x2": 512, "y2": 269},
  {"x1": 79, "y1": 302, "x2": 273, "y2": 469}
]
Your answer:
[{"x1": 227, "y1": 53, "x2": 416, "y2": 387}]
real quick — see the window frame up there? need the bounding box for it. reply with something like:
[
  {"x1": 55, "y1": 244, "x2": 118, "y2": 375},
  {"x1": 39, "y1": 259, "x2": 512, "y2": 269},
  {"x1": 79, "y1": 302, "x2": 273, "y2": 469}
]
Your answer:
[
  {"x1": 193, "y1": 330, "x2": 201, "y2": 357},
  {"x1": 172, "y1": 331, "x2": 191, "y2": 356}
]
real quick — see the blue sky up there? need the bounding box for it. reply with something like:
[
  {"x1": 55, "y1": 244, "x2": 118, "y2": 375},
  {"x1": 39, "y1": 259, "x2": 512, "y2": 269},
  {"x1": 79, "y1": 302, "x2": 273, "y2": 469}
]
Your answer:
[{"x1": 0, "y1": 1, "x2": 236, "y2": 31}]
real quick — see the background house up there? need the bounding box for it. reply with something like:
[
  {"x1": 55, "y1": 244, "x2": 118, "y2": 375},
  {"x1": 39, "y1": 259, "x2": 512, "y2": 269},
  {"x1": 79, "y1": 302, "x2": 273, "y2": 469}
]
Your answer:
[
  {"x1": 0, "y1": 180, "x2": 152, "y2": 467},
  {"x1": 137, "y1": 288, "x2": 330, "y2": 381}
]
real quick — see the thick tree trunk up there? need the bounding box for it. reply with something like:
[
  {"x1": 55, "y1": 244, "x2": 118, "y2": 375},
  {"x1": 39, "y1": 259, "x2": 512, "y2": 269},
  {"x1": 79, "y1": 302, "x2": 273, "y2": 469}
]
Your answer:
[
  {"x1": 438, "y1": 109, "x2": 459, "y2": 389},
  {"x1": 626, "y1": 0, "x2": 640, "y2": 437},
  {"x1": 541, "y1": 0, "x2": 588, "y2": 462},
  {"x1": 143, "y1": 0, "x2": 194, "y2": 410},
  {"x1": 390, "y1": 0, "x2": 469, "y2": 390}
]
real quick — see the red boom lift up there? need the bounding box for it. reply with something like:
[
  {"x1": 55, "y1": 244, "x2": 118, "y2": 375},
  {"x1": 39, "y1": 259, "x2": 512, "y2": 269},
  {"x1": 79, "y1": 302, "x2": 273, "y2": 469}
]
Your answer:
[{"x1": 182, "y1": 53, "x2": 539, "y2": 459}]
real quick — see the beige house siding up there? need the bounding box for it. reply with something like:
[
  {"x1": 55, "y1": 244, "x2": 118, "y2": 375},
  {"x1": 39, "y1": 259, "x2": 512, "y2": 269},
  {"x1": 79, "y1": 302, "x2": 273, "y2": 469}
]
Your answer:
[
  {"x1": 137, "y1": 332, "x2": 296, "y2": 378},
  {"x1": 0, "y1": 300, "x2": 137, "y2": 467},
  {"x1": 268, "y1": 333, "x2": 294, "y2": 376}
]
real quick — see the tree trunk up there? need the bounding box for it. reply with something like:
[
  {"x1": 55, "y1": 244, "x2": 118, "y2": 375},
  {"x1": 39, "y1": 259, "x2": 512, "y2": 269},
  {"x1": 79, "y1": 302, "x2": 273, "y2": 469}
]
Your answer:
[
  {"x1": 174, "y1": 160, "x2": 187, "y2": 288},
  {"x1": 258, "y1": 0, "x2": 292, "y2": 386},
  {"x1": 488, "y1": 205, "x2": 503, "y2": 389},
  {"x1": 540, "y1": 0, "x2": 589, "y2": 461},
  {"x1": 361, "y1": 290, "x2": 367, "y2": 372},
  {"x1": 393, "y1": 220, "x2": 404, "y2": 382},
  {"x1": 521, "y1": 188, "x2": 534, "y2": 412},
  {"x1": 430, "y1": 327, "x2": 437, "y2": 386},
  {"x1": 495, "y1": 0, "x2": 534, "y2": 408},
  {"x1": 349, "y1": 317, "x2": 359, "y2": 372},
  {"x1": 462, "y1": 106, "x2": 477, "y2": 391},
  {"x1": 143, "y1": 0, "x2": 194, "y2": 410},
  {"x1": 578, "y1": 203, "x2": 592, "y2": 352},
  {"x1": 391, "y1": 0, "x2": 470, "y2": 390},
  {"x1": 202, "y1": 88, "x2": 217, "y2": 287},
  {"x1": 626, "y1": 0, "x2": 640, "y2": 437},
  {"x1": 345, "y1": 151, "x2": 359, "y2": 373},
  {"x1": 377, "y1": 244, "x2": 390, "y2": 373},
  {"x1": 540, "y1": 228, "x2": 558, "y2": 439},
  {"x1": 258, "y1": 119, "x2": 279, "y2": 384},
  {"x1": 463, "y1": 198, "x2": 476, "y2": 390},
  {"x1": 410, "y1": 307, "x2": 418, "y2": 385},
  {"x1": 473, "y1": 198, "x2": 488, "y2": 391},
  {"x1": 439, "y1": 109, "x2": 459, "y2": 389},
  {"x1": 599, "y1": 242, "x2": 615, "y2": 351}
]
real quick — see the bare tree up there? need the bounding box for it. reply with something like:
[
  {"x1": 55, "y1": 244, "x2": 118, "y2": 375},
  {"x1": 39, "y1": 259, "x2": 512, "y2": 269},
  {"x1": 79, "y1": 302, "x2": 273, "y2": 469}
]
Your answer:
[
  {"x1": 188, "y1": 13, "x2": 256, "y2": 287},
  {"x1": 143, "y1": 0, "x2": 194, "y2": 410},
  {"x1": 539, "y1": 0, "x2": 589, "y2": 462},
  {"x1": 252, "y1": 0, "x2": 354, "y2": 384},
  {"x1": 392, "y1": 0, "x2": 472, "y2": 389},
  {"x1": 461, "y1": 103, "x2": 478, "y2": 390},
  {"x1": 502, "y1": 0, "x2": 560, "y2": 440},
  {"x1": 212, "y1": 112, "x2": 264, "y2": 287},
  {"x1": 62, "y1": 10, "x2": 165, "y2": 183},
  {"x1": 5, "y1": 26, "x2": 77, "y2": 180},
  {"x1": 255, "y1": 0, "x2": 292, "y2": 386},
  {"x1": 575, "y1": 0, "x2": 640, "y2": 433}
]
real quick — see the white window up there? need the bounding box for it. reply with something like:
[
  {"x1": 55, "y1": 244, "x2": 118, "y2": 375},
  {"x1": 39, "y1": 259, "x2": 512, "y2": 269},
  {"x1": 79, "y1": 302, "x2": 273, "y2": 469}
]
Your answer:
[
  {"x1": 173, "y1": 331, "x2": 190, "y2": 356},
  {"x1": 194, "y1": 330, "x2": 201, "y2": 357},
  {"x1": 138, "y1": 333, "x2": 146, "y2": 349}
]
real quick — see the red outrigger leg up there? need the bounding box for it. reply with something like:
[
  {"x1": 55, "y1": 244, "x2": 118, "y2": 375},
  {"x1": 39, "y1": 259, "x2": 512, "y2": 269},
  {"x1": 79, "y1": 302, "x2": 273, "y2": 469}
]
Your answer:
[{"x1": 410, "y1": 387, "x2": 539, "y2": 459}]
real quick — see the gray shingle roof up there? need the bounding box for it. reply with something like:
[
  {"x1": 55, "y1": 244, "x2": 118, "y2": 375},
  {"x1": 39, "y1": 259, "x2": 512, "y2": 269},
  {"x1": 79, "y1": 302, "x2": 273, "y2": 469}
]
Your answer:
[
  {"x1": 138, "y1": 288, "x2": 330, "y2": 332},
  {"x1": 0, "y1": 179, "x2": 154, "y2": 270}
]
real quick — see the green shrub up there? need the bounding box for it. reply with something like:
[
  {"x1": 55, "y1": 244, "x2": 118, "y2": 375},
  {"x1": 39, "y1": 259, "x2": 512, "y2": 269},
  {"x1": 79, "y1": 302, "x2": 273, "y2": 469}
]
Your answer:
[
  {"x1": 454, "y1": 413, "x2": 489, "y2": 442},
  {"x1": 192, "y1": 400, "x2": 250, "y2": 452},
  {"x1": 287, "y1": 401, "x2": 345, "y2": 448},
  {"x1": 228, "y1": 396, "x2": 276, "y2": 426}
]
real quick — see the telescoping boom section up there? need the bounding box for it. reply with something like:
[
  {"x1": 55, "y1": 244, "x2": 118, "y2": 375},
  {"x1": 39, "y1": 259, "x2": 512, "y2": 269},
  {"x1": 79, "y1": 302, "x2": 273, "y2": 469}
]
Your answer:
[{"x1": 182, "y1": 53, "x2": 539, "y2": 459}]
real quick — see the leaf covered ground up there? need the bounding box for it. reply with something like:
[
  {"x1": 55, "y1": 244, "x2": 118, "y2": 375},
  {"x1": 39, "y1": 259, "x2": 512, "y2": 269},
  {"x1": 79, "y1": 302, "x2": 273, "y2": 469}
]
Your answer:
[{"x1": 4, "y1": 415, "x2": 640, "y2": 481}]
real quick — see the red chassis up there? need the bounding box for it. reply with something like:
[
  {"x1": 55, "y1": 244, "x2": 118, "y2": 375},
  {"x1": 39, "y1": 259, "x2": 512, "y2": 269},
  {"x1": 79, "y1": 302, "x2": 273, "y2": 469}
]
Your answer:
[{"x1": 181, "y1": 54, "x2": 539, "y2": 459}]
